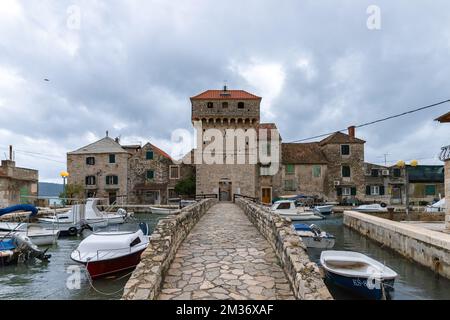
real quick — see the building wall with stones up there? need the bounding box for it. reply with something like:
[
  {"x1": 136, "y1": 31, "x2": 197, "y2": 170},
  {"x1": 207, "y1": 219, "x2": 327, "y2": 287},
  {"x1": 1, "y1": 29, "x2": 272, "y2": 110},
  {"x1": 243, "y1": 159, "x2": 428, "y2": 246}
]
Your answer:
[
  {"x1": 67, "y1": 152, "x2": 129, "y2": 203},
  {"x1": 279, "y1": 164, "x2": 328, "y2": 199},
  {"x1": 0, "y1": 160, "x2": 38, "y2": 207},
  {"x1": 322, "y1": 142, "x2": 365, "y2": 202},
  {"x1": 445, "y1": 161, "x2": 450, "y2": 230},
  {"x1": 127, "y1": 143, "x2": 179, "y2": 205}
]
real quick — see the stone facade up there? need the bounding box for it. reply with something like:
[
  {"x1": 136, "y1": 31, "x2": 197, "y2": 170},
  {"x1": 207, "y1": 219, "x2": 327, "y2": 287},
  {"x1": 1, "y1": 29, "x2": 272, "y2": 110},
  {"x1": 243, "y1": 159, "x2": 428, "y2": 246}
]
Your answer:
[
  {"x1": 122, "y1": 198, "x2": 217, "y2": 300},
  {"x1": 0, "y1": 159, "x2": 38, "y2": 207},
  {"x1": 236, "y1": 198, "x2": 332, "y2": 299},
  {"x1": 446, "y1": 161, "x2": 450, "y2": 230},
  {"x1": 67, "y1": 137, "x2": 129, "y2": 204}
]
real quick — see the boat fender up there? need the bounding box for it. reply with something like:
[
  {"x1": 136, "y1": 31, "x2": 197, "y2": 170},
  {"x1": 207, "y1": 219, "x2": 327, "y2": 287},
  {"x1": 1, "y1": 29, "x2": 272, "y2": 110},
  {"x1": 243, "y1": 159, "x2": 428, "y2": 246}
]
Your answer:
[
  {"x1": 380, "y1": 202, "x2": 387, "y2": 208},
  {"x1": 68, "y1": 227, "x2": 78, "y2": 236}
]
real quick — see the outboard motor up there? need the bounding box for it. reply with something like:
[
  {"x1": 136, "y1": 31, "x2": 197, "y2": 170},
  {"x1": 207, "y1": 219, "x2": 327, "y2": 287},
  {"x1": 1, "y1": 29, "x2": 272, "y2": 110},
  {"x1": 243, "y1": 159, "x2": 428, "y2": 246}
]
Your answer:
[{"x1": 12, "y1": 233, "x2": 51, "y2": 262}]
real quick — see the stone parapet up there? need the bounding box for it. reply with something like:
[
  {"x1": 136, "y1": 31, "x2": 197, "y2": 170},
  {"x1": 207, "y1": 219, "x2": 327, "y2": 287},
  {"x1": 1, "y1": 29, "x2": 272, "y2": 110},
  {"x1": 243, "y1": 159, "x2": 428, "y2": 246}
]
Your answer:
[
  {"x1": 344, "y1": 210, "x2": 450, "y2": 279},
  {"x1": 235, "y1": 198, "x2": 332, "y2": 300},
  {"x1": 122, "y1": 198, "x2": 217, "y2": 300}
]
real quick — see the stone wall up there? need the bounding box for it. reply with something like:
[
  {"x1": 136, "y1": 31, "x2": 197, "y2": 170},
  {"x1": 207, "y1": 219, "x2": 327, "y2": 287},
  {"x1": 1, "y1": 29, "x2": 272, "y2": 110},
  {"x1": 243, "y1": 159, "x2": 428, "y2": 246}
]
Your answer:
[
  {"x1": 344, "y1": 210, "x2": 450, "y2": 279},
  {"x1": 122, "y1": 198, "x2": 217, "y2": 300},
  {"x1": 445, "y1": 161, "x2": 450, "y2": 230},
  {"x1": 235, "y1": 198, "x2": 332, "y2": 300}
]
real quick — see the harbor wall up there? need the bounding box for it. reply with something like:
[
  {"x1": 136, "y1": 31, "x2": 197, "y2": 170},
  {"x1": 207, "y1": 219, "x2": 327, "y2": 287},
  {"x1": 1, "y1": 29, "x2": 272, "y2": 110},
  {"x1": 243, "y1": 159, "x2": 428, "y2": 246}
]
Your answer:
[
  {"x1": 344, "y1": 210, "x2": 450, "y2": 279},
  {"x1": 235, "y1": 198, "x2": 332, "y2": 300},
  {"x1": 122, "y1": 198, "x2": 217, "y2": 300}
]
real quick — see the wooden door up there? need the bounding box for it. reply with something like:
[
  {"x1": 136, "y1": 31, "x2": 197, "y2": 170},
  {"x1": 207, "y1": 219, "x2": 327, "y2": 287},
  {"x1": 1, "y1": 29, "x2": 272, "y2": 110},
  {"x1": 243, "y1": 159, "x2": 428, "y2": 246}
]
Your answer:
[{"x1": 261, "y1": 188, "x2": 271, "y2": 204}]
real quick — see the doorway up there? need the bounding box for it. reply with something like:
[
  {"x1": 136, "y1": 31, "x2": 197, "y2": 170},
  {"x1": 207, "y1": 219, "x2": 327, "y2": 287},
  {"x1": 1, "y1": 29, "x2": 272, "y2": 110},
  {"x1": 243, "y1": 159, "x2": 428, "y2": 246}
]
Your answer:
[
  {"x1": 144, "y1": 191, "x2": 160, "y2": 204},
  {"x1": 219, "y1": 180, "x2": 232, "y2": 201},
  {"x1": 261, "y1": 187, "x2": 272, "y2": 204},
  {"x1": 108, "y1": 191, "x2": 117, "y2": 205}
]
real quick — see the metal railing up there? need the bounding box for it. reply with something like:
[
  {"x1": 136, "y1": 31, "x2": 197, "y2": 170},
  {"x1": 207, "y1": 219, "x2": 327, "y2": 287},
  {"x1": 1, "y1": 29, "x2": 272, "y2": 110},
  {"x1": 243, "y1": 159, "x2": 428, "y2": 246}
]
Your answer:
[{"x1": 195, "y1": 194, "x2": 218, "y2": 200}]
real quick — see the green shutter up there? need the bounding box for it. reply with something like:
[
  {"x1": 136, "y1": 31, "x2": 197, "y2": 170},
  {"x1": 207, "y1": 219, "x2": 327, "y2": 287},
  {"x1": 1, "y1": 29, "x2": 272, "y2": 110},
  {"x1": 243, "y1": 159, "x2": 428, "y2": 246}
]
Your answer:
[
  {"x1": 336, "y1": 187, "x2": 342, "y2": 196},
  {"x1": 146, "y1": 151, "x2": 154, "y2": 160},
  {"x1": 425, "y1": 185, "x2": 436, "y2": 196},
  {"x1": 379, "y1": 186, "x2": 385, "y2": 195},
  {"x1": 114, "y1": 176, "x2": 118, "y2": 185},
  {"x1": 147, "y1": 170, "x2": 154, "y2": 180},
  {"x1": 351, "y1": 187, "x2": 357, "y2": 196},
  {"x1": 366, "y1": 186, "x2": 371, "y2": 195},
  {"x1": 286, "y1": 164, "x2": 294, "y2": 175}
]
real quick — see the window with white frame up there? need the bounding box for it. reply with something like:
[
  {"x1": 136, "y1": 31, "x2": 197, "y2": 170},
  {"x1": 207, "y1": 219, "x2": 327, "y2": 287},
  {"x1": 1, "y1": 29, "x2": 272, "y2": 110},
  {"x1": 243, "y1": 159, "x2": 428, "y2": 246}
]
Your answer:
[
  {"x1": 342, "y1": 187, "x2": 352, "y2": 196},
  {"x1": 370, "y1": 185, "x2": 380, "y2": 195}
]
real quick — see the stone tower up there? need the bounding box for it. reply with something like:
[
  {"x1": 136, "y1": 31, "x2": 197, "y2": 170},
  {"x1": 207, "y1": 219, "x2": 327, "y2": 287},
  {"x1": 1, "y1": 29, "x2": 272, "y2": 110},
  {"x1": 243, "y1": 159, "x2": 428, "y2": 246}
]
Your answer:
[{"x1": 191, "y1": 87, "x2": 262, "y2": 200}]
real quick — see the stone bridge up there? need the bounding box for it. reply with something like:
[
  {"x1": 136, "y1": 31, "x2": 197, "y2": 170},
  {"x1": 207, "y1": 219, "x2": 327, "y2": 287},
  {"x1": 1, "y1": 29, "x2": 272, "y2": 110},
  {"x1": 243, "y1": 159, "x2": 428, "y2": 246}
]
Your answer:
[{"x1": 122, "y1": 199, "x2": 331, "y2": 300}]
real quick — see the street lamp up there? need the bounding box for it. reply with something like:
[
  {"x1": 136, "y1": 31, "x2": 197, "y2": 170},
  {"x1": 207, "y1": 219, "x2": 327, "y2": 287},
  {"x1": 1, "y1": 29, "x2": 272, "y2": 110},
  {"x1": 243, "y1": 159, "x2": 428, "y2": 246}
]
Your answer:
[
  {"x1": 396, "y1": 160, "x2": 418, "y2": 216},
  {"x1": 60, "y1": 171, "x2": 69, "y2": 206}
]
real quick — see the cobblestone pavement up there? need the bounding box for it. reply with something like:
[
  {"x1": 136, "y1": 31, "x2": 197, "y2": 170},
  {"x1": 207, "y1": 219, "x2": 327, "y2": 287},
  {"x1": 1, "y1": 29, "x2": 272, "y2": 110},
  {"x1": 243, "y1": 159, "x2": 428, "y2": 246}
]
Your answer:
[{"x1": 158, "y1": 202, "x2": 295, "y2": 300}]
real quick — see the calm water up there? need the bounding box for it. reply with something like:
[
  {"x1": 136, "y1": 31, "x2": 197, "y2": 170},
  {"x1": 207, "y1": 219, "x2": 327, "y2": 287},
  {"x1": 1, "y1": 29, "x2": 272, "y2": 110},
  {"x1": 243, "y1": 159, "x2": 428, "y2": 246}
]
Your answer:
[
  {"x1": 1, "y1": 213, "x2": 449, "y2": 300},
  {"x1": 0, "y1": 213, "x2": 162, "y2": 300},
  {"x1": 308, "y1": 215, "x2": 450, "y2": 300}
]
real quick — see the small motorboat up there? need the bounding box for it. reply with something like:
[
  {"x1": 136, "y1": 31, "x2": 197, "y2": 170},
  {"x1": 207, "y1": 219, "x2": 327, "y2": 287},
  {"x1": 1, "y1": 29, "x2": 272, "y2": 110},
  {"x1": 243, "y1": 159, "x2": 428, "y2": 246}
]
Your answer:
[
  {"x1": 313, "y1": 204, "x2": 334, "y2": 215},
  {"x1": 0, "y1": 222, "x2": 59, "y2": 246},
  {"x1": 270, "y1": 200, "x2": 323, "y2": 221},
  {"x1": 70, "y1": 223, "x2": 149, "y2": 279},
  {"x1": 0, "y1": 233, "x2": 51, "y2": 265},
  {"x1": 320, "y1": 251, "x2": 398, "y2": 300},
  {"x1": 293, "y1": 224, "x2": 335, "y2": 249},
  {"x1": 150, "y1": 206, "x2": 179, "y2": 215},
  {"x1": 354, "y1": 204, "x2": 388, "y2": 213},
  {"x1": 425, "y1": 198, "x2": 446, "y2": 213},
  {"x1": 39, "y1": 198, "x2": 129, "y2": 236}
]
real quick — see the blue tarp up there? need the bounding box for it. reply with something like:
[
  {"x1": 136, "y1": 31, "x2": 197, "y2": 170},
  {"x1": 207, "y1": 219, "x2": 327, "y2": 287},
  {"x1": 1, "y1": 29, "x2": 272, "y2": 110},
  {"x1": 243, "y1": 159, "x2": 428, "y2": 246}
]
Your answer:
[
  {"x1": 0, "y1": 204, "x2": 38, "y2": 218},
  {"x1": 0, "y1": 239, "x2": 15, "y2": 251},
  {"x1": 293, "y1": 223, "x2": 311, "y2": 231}
]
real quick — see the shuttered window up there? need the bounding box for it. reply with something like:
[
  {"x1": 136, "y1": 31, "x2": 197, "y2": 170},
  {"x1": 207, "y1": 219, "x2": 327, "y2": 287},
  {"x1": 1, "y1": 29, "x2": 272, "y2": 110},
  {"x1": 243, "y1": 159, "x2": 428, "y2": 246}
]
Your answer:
[
  {"x1": 106, "y1": 175, "x2": 118, "y2": 185},
  {"x1": 86, "y1": 157, "x2": 95, "y2": 165},
  {"x1": 85, "y1": 176, "x2": 96, "y2": 185},
  {"x1": 147, "y1": 170, "x2": 154, "y2": 180},
  {"x1": 146, "y1": 151, "x2": 154, "y2": 160},
  {"x1": 342, "y1": 165, "x2": 351, "y2": 177},
  {"x1": 425, "y1": 185, "x2": 436, "y2": 196},
  {"x1": 285, "y1": 164, "x2": 295, "y2": 175},
  {"x1": 109, "y1": 154, "x2": 116, "y2": 164},
  {"x1": 341, "y1": 144, "x2": 350, "y2": 155},
  {"x1": 312, "y1": 165, "x2": 321, "y2": 178}
]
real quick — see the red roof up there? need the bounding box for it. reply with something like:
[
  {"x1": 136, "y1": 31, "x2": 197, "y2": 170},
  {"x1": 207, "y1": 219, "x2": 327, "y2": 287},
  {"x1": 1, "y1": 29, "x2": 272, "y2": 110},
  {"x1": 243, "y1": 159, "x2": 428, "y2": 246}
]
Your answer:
[{"x1": 190, "y1": 90, "x2": 261, "y2": 100}]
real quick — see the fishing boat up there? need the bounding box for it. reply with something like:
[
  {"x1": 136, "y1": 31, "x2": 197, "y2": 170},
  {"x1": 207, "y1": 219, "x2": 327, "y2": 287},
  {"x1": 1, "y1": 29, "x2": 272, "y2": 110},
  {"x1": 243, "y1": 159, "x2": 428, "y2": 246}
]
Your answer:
[
  {"x1": 70, "y1": 223, "x2": 149, "y2": 279},
  {"x1": 0, "y1": 222, "x2": 59, "y2": 246},
  {"x1": 270, "y1": 200, "x2": 323, "y2": 221},
  {"x1": 38, "y1": 198, "x2": 129, "y2": 236},
  {"x1": 293, "y1": 224, "x2": 335, "y2": 249},
  {"x1": 150, "y1": 206, "x2": 179, "y2": 215},
  {"x1": 320, "y1": 251, "x2": 398, "y2": 300},
  {"x1": 354, "y1": 204, "x2": 388, "y2": 213},
  {"x1": 312, "y1": 204, "x2": 334, "y2": 215}
]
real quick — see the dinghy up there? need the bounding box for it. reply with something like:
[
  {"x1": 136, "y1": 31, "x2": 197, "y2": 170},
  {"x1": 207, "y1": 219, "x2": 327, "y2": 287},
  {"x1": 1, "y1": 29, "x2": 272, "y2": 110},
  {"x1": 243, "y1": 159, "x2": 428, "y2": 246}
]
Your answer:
[
  {"x1": 70, "y1": 223, "x2": 149, "y2": 279},
  {"x1": 294, "y1": 224, "x2": 335, "y2": 249},
  {"x1": 320, "y1": 251, "x2": 397, "y2": 299},
  {"x1": 150, "y1": 206, "x2": 179, "y2": 215},
  {"x1": 0, "y1": 233, "x2": 51, "y2": 265},
  {"x1": 312, "y1": 205, "x2": 334, "y2": 215},
  {"x1": 354, "y1": 204, "x2": 388, "y2": 213},
  {"x1": 270, "y1": 200, "x2": 323, "y2": 221}
]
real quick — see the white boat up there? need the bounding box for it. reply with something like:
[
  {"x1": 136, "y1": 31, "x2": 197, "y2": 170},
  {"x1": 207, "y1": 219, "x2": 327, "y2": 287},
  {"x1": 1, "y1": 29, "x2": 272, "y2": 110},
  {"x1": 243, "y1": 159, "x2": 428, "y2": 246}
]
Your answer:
[
  {"x1": 354, "y1": 204, "x2": 388, "y2": 213},
  {"x1": 320, "y1": 251, "x2": 398, "y2": 299},
  {"x1": 294, "y1": 224, "x2": 335, "y2": 249},
  {"x1": 38, "y1": 198, "x2": 129, "y2": 235},
  {"x1": 70, "y1": 224, "x2": 149, "y2": 279},
  {"x1": 0, "y1": 222, "x2": 60, "y2": 246},
  {"x1": 270, "y1": 200, "x2": 323, "y2": 221},
  {"x1": 150, "y1": 206, "x2": 179, "y2": 215},
  {"x1": 313, "y1": 205, "x2": 334, "y2": 215},
  {"x1": 425, "y1": 198, "x2": 446, "y2": 213}
]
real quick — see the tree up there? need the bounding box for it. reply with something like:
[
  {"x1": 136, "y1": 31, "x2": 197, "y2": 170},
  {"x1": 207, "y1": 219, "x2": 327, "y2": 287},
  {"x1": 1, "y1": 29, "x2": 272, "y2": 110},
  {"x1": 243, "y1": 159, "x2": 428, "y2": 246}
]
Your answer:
[
  {"x1": 60, "y1": 183, "x2": 84, "y2": 204},
  {"x1": 174, "y1": 174, "x2": 196, "y2": 197}
]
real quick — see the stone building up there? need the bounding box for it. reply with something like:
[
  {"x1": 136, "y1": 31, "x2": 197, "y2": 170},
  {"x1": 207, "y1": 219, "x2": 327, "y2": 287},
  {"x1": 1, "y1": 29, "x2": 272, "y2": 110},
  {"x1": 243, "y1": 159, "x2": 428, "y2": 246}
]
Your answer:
[
  {"x1": 67, "y1": 136, "x2": 130, "y2": 204},
  {"x1": 435, "y1": 111, "x2": 450, "y2": 231},
  {"x1": 0, "y1": 146, "x2": 38, "y2": 207},
  {"x1": 191, "y1": 88, "x2": 263, "y2": 201},
  {"x1": 127, "y1": 143, "x2": 183, "y2": 205},
  {"x1": 279, "y1": 127, "x2": 366, "y2": 203}
]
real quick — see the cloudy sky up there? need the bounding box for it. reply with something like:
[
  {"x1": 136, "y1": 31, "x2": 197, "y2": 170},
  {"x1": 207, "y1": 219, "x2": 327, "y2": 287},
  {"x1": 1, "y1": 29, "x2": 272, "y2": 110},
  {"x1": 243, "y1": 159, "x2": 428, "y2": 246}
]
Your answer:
[{"x1": 1, "y1": 0, "x2": 449, "y2": 183}]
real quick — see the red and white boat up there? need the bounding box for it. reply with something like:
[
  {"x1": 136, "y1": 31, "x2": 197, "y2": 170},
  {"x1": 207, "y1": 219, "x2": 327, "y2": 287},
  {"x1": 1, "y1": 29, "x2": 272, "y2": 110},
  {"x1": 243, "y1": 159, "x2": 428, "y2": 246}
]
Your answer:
[{"x1": 70, "y1": 225, "x2": 149, "y2": 279}]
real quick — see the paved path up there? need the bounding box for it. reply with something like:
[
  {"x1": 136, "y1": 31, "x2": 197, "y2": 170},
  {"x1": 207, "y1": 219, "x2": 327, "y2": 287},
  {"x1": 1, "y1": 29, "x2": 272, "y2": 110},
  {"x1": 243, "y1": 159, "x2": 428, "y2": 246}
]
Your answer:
[{"x1": 158, "y1": 202, "x2": 295, "y2": 300}]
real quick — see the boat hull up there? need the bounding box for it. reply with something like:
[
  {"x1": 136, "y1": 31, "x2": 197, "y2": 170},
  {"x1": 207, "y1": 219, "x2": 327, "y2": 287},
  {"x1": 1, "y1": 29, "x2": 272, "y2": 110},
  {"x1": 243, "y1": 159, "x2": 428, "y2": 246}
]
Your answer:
[
  {"x1": 280, "y1": 214, "x2": 323, "y2": 221},
  {"x1": 74, "y1": 249, "x2": 145, "y2": 279},
  {"x1": 300, "y1": 236, "x2": 335, "y2": 249},
  {"x1": 313, "y1": 205, "x2": 334, "y2": 215},
  {"x1": 324, "y1": 270, "x2": 395, "y2": 300}
]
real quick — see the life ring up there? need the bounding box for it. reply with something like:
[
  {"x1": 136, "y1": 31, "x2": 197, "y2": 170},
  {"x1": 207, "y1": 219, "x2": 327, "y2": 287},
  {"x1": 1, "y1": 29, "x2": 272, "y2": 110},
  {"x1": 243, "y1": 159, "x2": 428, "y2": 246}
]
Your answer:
[
  {"x1": 380, "y1": 202, "x2": 387, "y2": 208},
  {"x1": 68, "y1": 227, "x2": 78, "y2": 236}
]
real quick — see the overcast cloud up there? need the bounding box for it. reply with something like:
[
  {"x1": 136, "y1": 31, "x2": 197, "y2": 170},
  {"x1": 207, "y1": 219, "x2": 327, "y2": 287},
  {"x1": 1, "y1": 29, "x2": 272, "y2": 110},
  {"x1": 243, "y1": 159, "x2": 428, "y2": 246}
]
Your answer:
[{"x1": 0, "y1": 0, "x2": 449, "y2": 182}]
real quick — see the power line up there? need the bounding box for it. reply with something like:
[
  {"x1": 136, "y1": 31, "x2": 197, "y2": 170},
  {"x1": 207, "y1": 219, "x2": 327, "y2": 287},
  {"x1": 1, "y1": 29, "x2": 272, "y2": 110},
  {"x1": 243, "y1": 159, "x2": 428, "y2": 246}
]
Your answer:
[{"x1": 288, "y1": 98, "x2": 450, "y2": 143}]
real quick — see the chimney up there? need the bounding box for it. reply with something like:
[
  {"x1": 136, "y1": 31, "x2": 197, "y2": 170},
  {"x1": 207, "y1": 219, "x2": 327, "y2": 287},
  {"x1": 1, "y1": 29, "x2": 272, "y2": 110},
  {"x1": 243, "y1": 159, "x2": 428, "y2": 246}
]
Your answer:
[
  {"x1": 348, "y1": 126, "x2": 355, "y2": 138},
  {"x1": 223, "y1": 84, "x2": 227, "y2": 92},
  {"x1": 106, "y1": 130, "x2": 109, "y2": 137},
  {"x1": 9, "y1": 145, "x2": 12, "y2": 161},
  {"x1": 115, "y1": 137, "x2": 120, "y2": 144}
]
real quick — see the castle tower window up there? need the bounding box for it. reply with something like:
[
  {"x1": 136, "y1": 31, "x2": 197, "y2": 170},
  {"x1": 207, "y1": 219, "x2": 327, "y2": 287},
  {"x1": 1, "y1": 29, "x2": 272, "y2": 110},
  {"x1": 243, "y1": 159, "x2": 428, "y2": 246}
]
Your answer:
[
  {"x1": 207, "y1": 102, "x2": 214, "y2": 108},
  {"x1": 238, "y1": 102, "x2": 245, "y2": 109},
  {"x1": 222, "y1": 102, "x2": 228, "y2": 108}
]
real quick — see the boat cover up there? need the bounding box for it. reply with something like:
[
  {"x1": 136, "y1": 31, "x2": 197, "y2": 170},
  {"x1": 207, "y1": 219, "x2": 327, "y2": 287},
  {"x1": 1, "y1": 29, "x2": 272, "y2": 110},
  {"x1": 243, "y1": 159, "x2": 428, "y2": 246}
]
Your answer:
[
  {"x1": 0, "y1": 205, "x2": 38, "y2": 218},
  {"x1": 0, "y1": 239, "x2": 16, "y2": 251},
  {"x1": 293, "y1": 223, "x2": 312, "y2": 231}
]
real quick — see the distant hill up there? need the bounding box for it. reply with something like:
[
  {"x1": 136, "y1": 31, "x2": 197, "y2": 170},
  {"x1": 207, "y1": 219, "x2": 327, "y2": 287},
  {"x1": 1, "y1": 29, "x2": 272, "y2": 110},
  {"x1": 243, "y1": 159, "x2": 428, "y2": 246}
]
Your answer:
[{"x1": 39, "y1": 182, "x2": 64, "y2": 197}]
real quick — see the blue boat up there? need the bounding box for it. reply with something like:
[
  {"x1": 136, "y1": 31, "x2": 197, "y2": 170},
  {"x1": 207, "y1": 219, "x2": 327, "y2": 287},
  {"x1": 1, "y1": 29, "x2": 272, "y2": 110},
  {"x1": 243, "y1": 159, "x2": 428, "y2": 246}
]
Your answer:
[
  {"x1": 320, "y1": 250, "x2": 397, "y2": 300},
  {"x1": 293, "y1": 224, "x2": 335, "y2": 249}
]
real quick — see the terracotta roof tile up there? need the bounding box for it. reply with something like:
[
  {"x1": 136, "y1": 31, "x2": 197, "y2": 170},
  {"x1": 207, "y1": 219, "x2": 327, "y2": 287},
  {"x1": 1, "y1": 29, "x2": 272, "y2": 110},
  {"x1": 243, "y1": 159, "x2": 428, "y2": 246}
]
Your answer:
[
  {"x1": 435, "y1": 111, "x2": 450, "y2": 123},
  {"x1": 190, "y1": 90, "x2": 261, "y2": 100},
  {"x1": 319, "y1": 131, "x2": 365, "y2": 145},
  {"x1": 282, "y1": 143, "x2": 328, "y2": 164}
]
